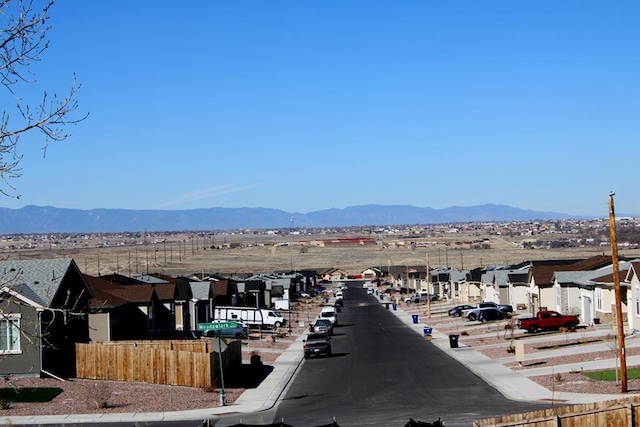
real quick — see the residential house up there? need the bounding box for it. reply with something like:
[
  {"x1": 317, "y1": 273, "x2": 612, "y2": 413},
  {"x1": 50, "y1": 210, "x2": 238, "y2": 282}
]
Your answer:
[
  {"x1": 361, "y1": 267, "x2": 381, "y2": 280},
  {"x1": 529, "y1": 256, "x2": 616, "y2": 314},
  {"x1": 428, "y1": 268, "x2": 470, "y2": 300},
  {"x1": 590, "y1": 268, "x2": 630, "y2": 325},
  {"x1": 137, "y1": 273, "x2": 194, "y2": 333},
  {"x1": 134, "y1": 274, "x2": 178, "y2": 335},
  {"x1": 85, "y1": 275, "x2": 154, "y2": 341},
  {"x1": 0, "y1": 259, "x2": 92, "y2": 378},
  {"x1": 457, "y1": 267, "x2": 485, "y2": 303},
  {"x1": 317, "y1": 268, "x2": 348, "y2": 281},
  {"x1": 551, "y1": 260, "x2": 633, "y2": 325},
  {"x1": 625, "y1": 262, "x2": 640, "y2": 332},
  {"x1": 189, "y1": 279, "x2": 215, "y2": 331}
]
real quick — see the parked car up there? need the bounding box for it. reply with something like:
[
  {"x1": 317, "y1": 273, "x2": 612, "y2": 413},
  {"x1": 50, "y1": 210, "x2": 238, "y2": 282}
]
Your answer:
[
  {"x1": 202, "y1": 322, "x2": 249, "y2": 339},
  {"x1": 310, "y1": 318, "x2": 334, "y2": 335},
  {"x1": 461, "y1": 302, "x2": 513, "y2": 321},
  {"x1": 478, "y1": 308, "x2": 508, "y2": 322},
  {"x1": 366, "y1": 288, "x2": 374, "y2": 295},
  {"x1": 404, "y1": 292, "x2": 438, "y2": 303},
  {"x1": 448, "y1": 304, "x2": 475, "y2": 317},
  {"x1": 303, "y1": 333, "x2": 332, "y2": 359},
  {"x1": 335, "y1": 291, "x2": 344, "y2": 300}
]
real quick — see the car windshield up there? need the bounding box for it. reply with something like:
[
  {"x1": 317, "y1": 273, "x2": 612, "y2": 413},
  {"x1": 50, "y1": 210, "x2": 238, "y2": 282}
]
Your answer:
[{"x1": 307, "y1": 334, "x2": 326, "y2": 340}]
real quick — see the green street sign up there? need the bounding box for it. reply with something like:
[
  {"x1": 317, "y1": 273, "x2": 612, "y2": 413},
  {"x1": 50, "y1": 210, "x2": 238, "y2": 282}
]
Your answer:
[{"x1": 197, "y1": 321, "x2": 238, "y2": 331}]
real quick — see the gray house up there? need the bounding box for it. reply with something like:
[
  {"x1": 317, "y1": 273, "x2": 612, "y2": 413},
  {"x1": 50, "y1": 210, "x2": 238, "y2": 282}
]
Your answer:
[{"x1": 0, "y1": 259, "x2": 92, "y2": 378}]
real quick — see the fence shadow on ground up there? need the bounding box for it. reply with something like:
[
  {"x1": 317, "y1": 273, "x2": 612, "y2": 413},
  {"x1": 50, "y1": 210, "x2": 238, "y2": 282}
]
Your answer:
[{"x1": 225, "y1": 363, "x2": 274, "y2": 389}]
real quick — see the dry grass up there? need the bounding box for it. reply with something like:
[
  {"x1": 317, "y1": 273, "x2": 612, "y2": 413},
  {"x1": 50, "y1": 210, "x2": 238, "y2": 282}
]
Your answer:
[{"x1": 4, "y1": 231, "x2": 636, "y2": 277}]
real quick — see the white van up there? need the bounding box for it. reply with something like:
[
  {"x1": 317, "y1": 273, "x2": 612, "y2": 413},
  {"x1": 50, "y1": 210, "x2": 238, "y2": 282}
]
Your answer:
[
  {"x1": 320, "y1": 306, "x2": 338, "y2": 326},
  {"x1": 213, "y1": 306, "x2": 286, "y2": 329}
]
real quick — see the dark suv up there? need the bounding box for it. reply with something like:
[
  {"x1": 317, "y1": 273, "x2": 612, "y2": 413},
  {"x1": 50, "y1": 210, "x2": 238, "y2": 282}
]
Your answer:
[
  {"x1": 478, "y1": 308, "x2": 508, "y2": 322},
  {"x1": 303, "y1": 333, "x2": 332, "y2": 359}
]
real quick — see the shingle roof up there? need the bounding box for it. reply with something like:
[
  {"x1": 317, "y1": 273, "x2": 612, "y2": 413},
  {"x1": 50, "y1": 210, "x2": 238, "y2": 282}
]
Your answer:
[
  {"x1": 190, "y1": 281, "x2": 211, "y2": 300},
  {"x1": 84, "y1": 274, "x2": 132, "y2": 308},
  {"x1": 0, "y1": 258, "x2": 78, "y2": 307}
]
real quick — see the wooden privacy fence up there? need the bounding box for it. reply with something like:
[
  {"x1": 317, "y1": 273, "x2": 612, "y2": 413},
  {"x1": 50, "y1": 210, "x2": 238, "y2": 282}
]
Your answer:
[
  {"x1": 76, "y1": 339, "x2": 242, "y2": 389},
  {"x1": 475, "y1": 395, "x2": 640, "y2": 427}
]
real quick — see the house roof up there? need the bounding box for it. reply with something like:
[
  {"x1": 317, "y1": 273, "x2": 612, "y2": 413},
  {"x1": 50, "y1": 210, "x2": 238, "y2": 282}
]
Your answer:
[
  {"x1": 529, "y1": 255, "x2": 616, "y2": 286},
  {"x1": 569, "y1": 255, "x2": 616, "y2": 271},
  {"x1": 153, "y1": 283, "x2": 176, "y2": 301},
  {"x1": 98, "y1": 273, "x2": 146, "y2": 285},
  {"x1": 0, "y1": 258, "x2": 83, "y2": 307},
  {"x1": 84, "y1": 274, "x2": 133, "y2": 308},
  {"x1": 190, "y1": 281, "x2": 211, "y2": 300},
  {"x1": 553, "y1": 259, "x2": 638, "y2": 287},
  {"x1": 624, "y1": 262, "x2": 640, "y2": 282},
  {"x1": 591, "y1": 270, "x2": 629, "y2": 284},
  {"x1": 134, "y1": 274, "x2": 170, "y2": 284}
]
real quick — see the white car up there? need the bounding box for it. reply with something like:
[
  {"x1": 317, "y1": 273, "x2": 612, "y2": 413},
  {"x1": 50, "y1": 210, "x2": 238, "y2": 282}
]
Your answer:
[
  {"x1": 366, "y1": 288, "x2": 374, "y2": 294},
  {"x1": 335, "y1": 291, "x2": 344, "y2": 300}
]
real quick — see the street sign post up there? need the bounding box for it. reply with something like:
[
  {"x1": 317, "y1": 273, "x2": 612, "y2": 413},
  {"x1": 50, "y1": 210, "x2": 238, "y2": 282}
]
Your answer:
[
  {"x1": 196, "y1": 321, "x2": 237, "y2": 406},
  {"x1": 197, "y1": 321, "x2": 238, "y2": 332}
]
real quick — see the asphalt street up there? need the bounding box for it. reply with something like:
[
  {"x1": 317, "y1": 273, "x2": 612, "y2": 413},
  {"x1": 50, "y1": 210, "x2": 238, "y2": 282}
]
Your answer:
[{"x1": 273, "y1": 288, "x2": 550, "y2": 427}]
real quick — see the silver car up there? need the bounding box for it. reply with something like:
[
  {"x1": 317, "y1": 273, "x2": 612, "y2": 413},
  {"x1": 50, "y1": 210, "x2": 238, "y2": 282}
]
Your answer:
[
  {"x1": 311, "y1": 318, "x2": 334, "y2": 335},
  {"x1": 203, "y1": 322, "x2": 249, "y2": 339}
]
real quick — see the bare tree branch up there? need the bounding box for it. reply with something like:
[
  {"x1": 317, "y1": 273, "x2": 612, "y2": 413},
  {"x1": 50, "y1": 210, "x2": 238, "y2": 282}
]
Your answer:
[{"x1": 0, "y1": 0, "x2": 88, "y2": 199}]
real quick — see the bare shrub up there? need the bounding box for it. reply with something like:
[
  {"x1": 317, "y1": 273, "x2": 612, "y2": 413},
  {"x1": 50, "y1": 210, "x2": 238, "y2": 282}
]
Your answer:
[
  {"x1": 0, "y1": 398, "x2": 12, "y2": 410},
  {"x1": 90, "y1": 382, "x2": 112, "y2": 409}
]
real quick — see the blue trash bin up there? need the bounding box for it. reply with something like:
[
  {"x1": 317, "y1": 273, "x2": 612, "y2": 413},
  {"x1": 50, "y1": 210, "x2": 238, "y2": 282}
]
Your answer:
[
  {"x1": 379, "y1": 294, "x2": 384, "y2": 301},
  {"x1": 412, "y1": 314, "x2": 419, "y2": 324},
  {"x1": 423, "y1": 327, "x2": 432, "y2": 336},
  {"x1": 392, "y1": 303, "x2": 397, "y2": 311}
]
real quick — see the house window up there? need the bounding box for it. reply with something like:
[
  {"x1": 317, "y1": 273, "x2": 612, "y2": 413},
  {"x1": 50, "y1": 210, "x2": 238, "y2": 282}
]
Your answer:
[
  {"x1": 0, "y1": 314, "x2": 21, "y2": 353},
  {"x1": 636, "y1": 287, "x2": 640, "y2": 316},
  {"x1": 555, "y1": 286, "x2": 561, "y2": 309},
  {"x1": 596, "y1": 288, "x2": 603, "y2": 311}
]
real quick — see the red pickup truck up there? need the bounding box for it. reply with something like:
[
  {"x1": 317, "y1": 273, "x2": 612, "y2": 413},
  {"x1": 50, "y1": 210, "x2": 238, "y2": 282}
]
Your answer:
[{"x1": 517, "y1": 310, "x2": 580, "y2": 333}]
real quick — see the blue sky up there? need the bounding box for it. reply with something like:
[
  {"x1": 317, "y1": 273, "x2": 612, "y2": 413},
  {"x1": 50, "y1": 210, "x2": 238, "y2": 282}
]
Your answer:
[{"x1": 3, "y1": 1, "x2": 639, "y2": 217}]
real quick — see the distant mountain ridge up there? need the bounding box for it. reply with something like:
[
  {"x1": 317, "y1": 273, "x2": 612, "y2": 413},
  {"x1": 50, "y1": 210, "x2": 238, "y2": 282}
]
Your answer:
[{"x1": 0, "y1": 204, "x2": 584, "y2": 234}]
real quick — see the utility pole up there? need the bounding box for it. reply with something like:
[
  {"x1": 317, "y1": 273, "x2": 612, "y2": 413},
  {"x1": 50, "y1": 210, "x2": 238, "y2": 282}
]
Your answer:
[
  {"x1": 609, "y1": 192, "x2": 628, "y2": 392},
  {"x1": 426, "y1": 254, "x2": 431, "y2": 319}
]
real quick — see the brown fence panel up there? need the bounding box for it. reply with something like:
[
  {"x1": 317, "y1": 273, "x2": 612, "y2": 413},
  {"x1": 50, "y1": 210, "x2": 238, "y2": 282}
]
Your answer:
[
  {"x1": 475, "y1": 396, "x2": 640, "y2": 427},
  {"x1": 75, "y1": 340, "x2": 227, "y2": 389}
]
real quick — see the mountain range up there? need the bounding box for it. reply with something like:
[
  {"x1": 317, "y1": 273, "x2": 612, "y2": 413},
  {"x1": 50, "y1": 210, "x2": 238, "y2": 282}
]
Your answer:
[{"x1": 0, "y1": 204, "x2": 586, "y2": 234}]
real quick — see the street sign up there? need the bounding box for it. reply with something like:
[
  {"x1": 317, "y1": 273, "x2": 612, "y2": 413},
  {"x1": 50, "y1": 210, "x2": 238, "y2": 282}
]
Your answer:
[{"x1": 197, "y1": 321, "x2": 238, "y2": 331}]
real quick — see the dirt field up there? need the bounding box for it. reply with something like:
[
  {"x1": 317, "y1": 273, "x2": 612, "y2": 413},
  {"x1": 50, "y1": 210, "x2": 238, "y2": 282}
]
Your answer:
[{"x1": 4, "y1": 230, "x2": 638, "y2": 277}]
